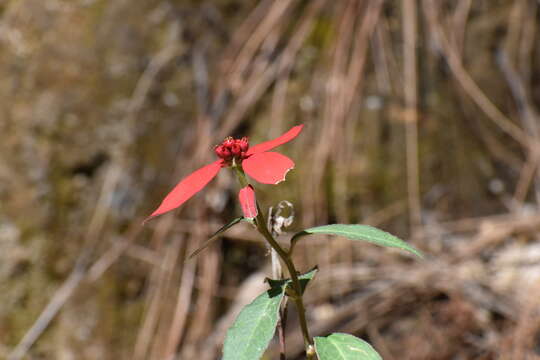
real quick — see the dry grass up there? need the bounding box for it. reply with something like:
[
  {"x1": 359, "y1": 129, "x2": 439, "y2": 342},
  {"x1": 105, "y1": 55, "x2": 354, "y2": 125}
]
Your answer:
[{"x1": 2, "y1": 0, "x2": 540, "y2": 359}]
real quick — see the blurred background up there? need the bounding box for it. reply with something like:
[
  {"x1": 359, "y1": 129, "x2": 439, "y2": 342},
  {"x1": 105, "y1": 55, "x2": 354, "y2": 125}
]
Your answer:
[{"x1": 1, "y1": 0, "x2": 540, "y2": 359}]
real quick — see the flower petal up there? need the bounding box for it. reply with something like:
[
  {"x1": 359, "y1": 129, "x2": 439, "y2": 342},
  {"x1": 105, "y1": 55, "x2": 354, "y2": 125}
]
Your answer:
[
  {"x1": 238, "y1": 185, "x2": 258, "y2": 219},
  {"x1": 243, "y1": 152, "x2": 295, "y2": 184},
  {"x1": 144, "y1": 160, "x2": 223, "y2": 223},
  {"x1": 246, "y1": 124, "x2": 304, "y2": 155}
]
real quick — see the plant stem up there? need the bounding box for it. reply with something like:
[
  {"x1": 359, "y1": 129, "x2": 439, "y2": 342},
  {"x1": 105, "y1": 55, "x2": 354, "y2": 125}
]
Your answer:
[
  {"x1": 233, "y1": 165, "x2": 314, "y2": 359},
  {"x1": 277, "y1": 304, "x2": 288, "y2": 360},
  {"x1": 269, "y1": 207, "x2": 287, "y2": 360},
  {"x1": 255, "y1": 204, "x2": 313, "y2": 346}
]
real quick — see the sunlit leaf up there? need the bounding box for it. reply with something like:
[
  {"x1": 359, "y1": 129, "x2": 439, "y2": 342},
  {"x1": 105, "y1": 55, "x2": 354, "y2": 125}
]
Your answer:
[
  {"x1": 315, "y1": 333, "x2": 382, "y2": 360},
  {"x1": 222, "y1": 280, "x2": 288, "y2": 360},
  {"x1": 290, "y1": 224, "x2": 423, "y2": 258}
]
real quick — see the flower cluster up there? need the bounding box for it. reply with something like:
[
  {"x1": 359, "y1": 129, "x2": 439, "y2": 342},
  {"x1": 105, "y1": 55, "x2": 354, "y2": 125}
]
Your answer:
[
  {"x1": 145, "y1": 125, "x2": 304, "y2": 222},
  {"x1": 214, "y1": 136, "x2": 249, "y2": 162}
]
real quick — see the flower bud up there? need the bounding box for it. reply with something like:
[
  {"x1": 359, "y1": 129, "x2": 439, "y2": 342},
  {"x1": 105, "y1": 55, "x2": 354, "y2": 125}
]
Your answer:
[
  {"x1": 214, "y1": 145, "x2": 231, "y2": 160},
  {"x1": 230, "y1": 143, "x2": 242, "y2": 157},
  {"x1": 214, "y1": 145, "x2": 223, "y2": 157},
  {"x1": 222, "y1": 137, "x2": 234, "y2": 148},
  {"x1": 221, "y1": 147, "x2": 231, "y2": 159},
  {"x1": 238, "y1": 137, "x2": 249, "y2": 152}
]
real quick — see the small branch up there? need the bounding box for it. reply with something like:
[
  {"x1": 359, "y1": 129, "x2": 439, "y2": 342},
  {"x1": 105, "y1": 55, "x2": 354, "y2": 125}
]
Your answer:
[{"x1": 268, "y1": 206, "x2": 286, "y2": 359}]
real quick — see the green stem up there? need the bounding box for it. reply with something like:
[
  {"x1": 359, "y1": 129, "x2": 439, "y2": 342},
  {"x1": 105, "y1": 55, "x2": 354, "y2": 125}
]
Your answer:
[
  {"x1": 233, "y1": 165, "x2": 315, "y2": 359},
  {"x1": 255, "y1": 204, "x2": 313, "y2": 346}
]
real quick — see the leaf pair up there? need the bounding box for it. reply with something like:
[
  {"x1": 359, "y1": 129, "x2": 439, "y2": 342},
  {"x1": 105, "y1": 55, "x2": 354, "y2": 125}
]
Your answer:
[{"x1": 222, "y1": 267, "x2": 383, "y2": 360}]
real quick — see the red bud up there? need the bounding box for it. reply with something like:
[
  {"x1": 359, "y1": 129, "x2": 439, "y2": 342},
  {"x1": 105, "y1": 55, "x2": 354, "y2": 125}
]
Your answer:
[
  {"x1": 223, "y1": 137, "x2": 234, "y2": 148},
  {"x1": 239, "y1": 137, "x2": 249, "y2": 152},
  {"x1": 230, "y1": 144, "x2": 242, "y2": 157},
  {"x1": 214, "y1": 145, "x2": 232, "y2": 160}
]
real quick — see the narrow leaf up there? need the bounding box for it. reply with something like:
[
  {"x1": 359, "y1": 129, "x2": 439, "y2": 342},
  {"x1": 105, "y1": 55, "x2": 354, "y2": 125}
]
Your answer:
[
  {"x1": 222, "y1": 282, "x2": 287, "y2": 360},
  {"x1": 189, "y1": 217, "x2": 243, "y2": 259},
  {"x1": 315, "y1": 333, "x2": 382, "y2": 360},
  {"x1": 290, "y1": 224, "x2": 423, "y2": 258}
]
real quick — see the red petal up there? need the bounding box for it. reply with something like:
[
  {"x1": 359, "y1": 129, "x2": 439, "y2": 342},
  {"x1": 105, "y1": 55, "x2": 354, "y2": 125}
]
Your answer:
[
  {"x1": 243, "y1": 152, "x2": 295, "y2": 184},
  {"x1": 144, "y1": 160, "x2": 222, "y2": 223},
  {"x1": 247, "y1": 124, "x2": 304, "y2": 155},
  {"x1": 238, "y1": 185, "x2": 258, "y2": 219}
]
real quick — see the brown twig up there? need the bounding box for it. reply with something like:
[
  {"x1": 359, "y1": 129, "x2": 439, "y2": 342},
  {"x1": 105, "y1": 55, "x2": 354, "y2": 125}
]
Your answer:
[{"x1": 402, "y1": 0, "x2": 422, "y2": 237}]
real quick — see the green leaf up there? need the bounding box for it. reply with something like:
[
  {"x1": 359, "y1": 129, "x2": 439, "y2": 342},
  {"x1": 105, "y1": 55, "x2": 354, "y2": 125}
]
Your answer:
[
  {"x1": 266, "y1": 267, "x2": 318, "y2": 295},
  {"x1": 222, "y1": 280, "x2": 287, "y2": 360},
  {"x1": 315, "y1": 333, "x2": 382, "y2": 360},
  {"x1": 290, "y1": 224, "x2": 423, "y2": 258},
  {"x1": 189, "y1": 217, "x2": 244, "y2": 259}
]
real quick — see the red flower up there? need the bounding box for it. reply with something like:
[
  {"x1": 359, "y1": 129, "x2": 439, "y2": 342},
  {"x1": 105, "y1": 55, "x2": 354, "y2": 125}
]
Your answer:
[{"x1": 145, "y1": 125, "x2": 304, "y2": 222}]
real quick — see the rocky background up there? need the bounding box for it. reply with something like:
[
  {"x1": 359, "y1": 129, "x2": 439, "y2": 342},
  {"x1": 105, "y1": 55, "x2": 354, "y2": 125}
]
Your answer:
[{"x1": 2, "y1": 0, "x2": 540, "y2": 359}]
